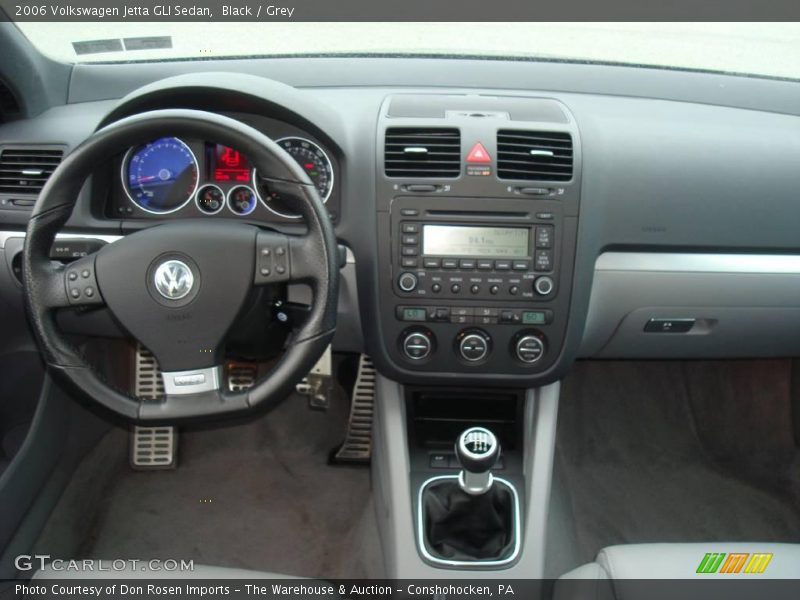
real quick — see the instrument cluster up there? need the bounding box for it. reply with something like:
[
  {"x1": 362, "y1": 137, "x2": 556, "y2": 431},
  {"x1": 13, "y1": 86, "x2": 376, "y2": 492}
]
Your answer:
[{"x1": 106, "y1": 118, "x2": 339, "y2": 224}]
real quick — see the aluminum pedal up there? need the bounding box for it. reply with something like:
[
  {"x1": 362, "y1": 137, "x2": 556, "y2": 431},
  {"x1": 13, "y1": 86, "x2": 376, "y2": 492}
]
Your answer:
[
  {"x1": 332, "y1": 354, "x2": 375, "y2": 464},
  {"x1": 130, "y1": 426, "x2": 177, "y2": 469},
  {"x1": 227, "y1": 361, "x2": 258, "y2": 392},
  {"x1": 131, "y1": 344, "x2": 175, "y2": 470}
]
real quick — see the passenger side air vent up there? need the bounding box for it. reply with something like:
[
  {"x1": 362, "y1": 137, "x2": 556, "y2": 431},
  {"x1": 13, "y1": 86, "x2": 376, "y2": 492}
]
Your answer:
[
  {"x1": 497, "y1": 130, "x2": 573, "y2": 181},
  {"x1": 385, "y1": 128, "x2": 461, "y2": 178},
  {"x1": 0, "y1": 147, "x2": 64, "y2": 196}
]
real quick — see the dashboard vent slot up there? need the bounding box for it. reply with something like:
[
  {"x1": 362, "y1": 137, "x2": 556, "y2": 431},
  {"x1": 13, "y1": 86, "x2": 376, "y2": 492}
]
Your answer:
[
  {"x1": 0, "y1": 147, "x2": 64, "y2": 196},
  {"x1": 497, "y1": 130, "x2": 573, "y2": 181},
  {"x1": 385, "y1": 128, "x2": 460, "y2": 178}
]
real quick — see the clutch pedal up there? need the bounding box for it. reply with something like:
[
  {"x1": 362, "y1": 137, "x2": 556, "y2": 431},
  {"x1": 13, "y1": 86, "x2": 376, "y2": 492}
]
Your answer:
[
  {"x1": 332, "y1": 354, "x2": 375, "y2": 465},
  {"x1": 130, "y1": 345, "x2": 176, "y2": 470}
]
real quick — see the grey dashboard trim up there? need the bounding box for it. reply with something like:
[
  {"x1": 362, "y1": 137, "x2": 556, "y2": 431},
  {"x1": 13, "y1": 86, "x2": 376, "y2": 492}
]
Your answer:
[
  {"x1": 0, "y1": 230, "x2": 355, "y2": 263},
  {"x1": 596, "y1": 252, "x2": 800, "y2": 274}
]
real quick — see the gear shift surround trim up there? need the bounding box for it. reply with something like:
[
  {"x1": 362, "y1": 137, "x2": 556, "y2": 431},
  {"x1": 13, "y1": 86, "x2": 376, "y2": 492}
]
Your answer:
[{"x1": 417, "y1": 474, "x2": 522, "y2": 568}]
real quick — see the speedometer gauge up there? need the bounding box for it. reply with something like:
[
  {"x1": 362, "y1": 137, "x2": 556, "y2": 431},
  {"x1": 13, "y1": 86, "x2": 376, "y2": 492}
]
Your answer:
[
  {"x1": 254, "y1": 137, "x2": 333, "y2": 219},
  {"x1": 122, "y1": 137, "x2": 199, "y2": 214}
]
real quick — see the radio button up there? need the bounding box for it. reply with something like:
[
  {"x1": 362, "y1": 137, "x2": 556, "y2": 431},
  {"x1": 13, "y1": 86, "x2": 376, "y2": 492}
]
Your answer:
[
  {"x1": 430, "y1": 283, "x2": 441, "y2": 293},
  {"x1": 452, "y1": 308, "x2": 474, "y2": 317},
  {"x1": 512, "y1": 260, "x2": 531, "y2": 271},
  {"x1": 470, "y1": 284, "x2": 481, "y2": 294},
  {"x1": 509, "y1": 285, "x2": 520, "y2": 295},
  {"x1": 450, "y1": 284, "x2": 461, "y2": 294},
  {"x1": 442, "y1": 259, "x2": 458, "y2": 269},
  {"x1": 400, "y1": 208, "x2": 420, "y2": 216},
  {"x1": 460, "y1": 259, "x2": 477, "y2": 269},
  {"x1": 451, "y1": 315, "x2": 473, "y2": 324},
  {"x1": 401, "y1": 247, "x2": 419, "y2": 257},
  {"x1": 535, "y1": 226, "x2": 554, "y2": 249},
  {"x1": 402, "y1": 235, "x2": 419, "y2": 245},
  {"x1": 477, "y1": 260, "x2": 493, "y2": 270},
  {"x1": 402, "y1": 258, "x2": 418, "y2": 268},
  {"x1": 398, "y1": 272, "x2": 418, "y2": 292},
  {"x1": 402, "y1": 223, "x2": 420, "y2": 233},
  {"x1": 534, "y1": 250, "x2": 553, "y2": 271},
  {"x1": 489, "y1": 285, "x2": 500, "y2": 295},
  {"x1": 495, "y1": 260, "x2": 511, "y2": 270},
  {"x1": 424, "y1": 258, "x2": 441, "y2": 268},
  {"x1": 476, "y1": 308, "x2": 499, "y2": 317}
]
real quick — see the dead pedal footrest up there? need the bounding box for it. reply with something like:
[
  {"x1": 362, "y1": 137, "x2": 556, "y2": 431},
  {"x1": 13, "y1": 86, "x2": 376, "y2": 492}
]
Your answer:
[{"x1": 332, "y1": 354, "x2": 375, "y2": 465}]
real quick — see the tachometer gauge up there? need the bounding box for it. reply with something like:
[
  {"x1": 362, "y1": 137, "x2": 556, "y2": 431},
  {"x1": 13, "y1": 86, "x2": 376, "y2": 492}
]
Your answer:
[
  {"x1": 254, "y1": 137, "x2": 333, "y2": 219},
  {"x1": 122, "y1": 137, "x2": 199, "y2": 214}
]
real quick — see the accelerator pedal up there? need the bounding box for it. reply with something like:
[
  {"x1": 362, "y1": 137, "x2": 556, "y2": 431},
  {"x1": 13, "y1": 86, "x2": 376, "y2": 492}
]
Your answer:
[
  {"x1": 332, "y1": 354, "x2": 375, "y2": 465},
  {"x1": 130, "y1": 344, "x2": 176, "y2": 469}
]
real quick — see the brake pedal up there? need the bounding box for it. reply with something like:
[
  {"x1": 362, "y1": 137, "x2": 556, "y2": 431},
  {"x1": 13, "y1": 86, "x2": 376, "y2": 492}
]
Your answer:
[
  {"x1": 130, "y1": 344, "x2": 176, "y2": 470},
  {"x1": 332, "y1": 354, "x2": 375, "y2": 465}
]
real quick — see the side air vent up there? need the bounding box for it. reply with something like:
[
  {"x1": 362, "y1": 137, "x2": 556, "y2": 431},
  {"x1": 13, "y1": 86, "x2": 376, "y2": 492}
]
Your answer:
[
  {"x1": 385, "y1": 128, "x2": 461, "y2": 178},
  {"x1": 0, "y1": 147, "x2": 64, "y2": 196},
  {"x1": 497, "y1": 130, "x2": 573, "y2": 181}
]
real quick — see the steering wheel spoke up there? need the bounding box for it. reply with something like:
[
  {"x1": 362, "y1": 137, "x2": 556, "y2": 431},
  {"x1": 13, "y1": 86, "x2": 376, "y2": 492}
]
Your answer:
[
  {"x1": 161, "y1": 364, "x2": 223, "y2": 395},
  {"x1": 62, "y1": 255, "x2": 105, "y2": 308}
]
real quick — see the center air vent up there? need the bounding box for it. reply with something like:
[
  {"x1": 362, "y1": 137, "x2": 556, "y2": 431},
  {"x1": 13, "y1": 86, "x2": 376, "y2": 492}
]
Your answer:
[
  {"x1": 497, "y1": 130, "x2": 573, "y2": 182},
  {"x1": 0, "y1": 147, "x2": 64, "y2": 196},
  {"x1": 384, "y1": 128, "x2": 460, "y2": 178}
]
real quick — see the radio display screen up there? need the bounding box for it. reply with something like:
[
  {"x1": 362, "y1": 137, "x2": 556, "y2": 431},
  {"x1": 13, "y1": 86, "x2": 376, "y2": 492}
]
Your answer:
[{"x1": 422, "y1": 225, "x2": 529, "y2": 258}]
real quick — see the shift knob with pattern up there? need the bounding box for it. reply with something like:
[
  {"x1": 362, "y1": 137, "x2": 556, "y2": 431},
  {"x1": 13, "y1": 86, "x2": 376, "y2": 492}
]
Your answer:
[{"x1": 455, "y1": 426, "x2": 500, "y2": 495}]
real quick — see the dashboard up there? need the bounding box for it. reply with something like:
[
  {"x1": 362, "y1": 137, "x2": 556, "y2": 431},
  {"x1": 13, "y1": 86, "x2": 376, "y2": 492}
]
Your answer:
[
  {"x1": 105, "y1": 114, "x2": 341, "y2": 224},
  {"x1": 3, "y1": 58, "x2": 800, "y2": 388}
]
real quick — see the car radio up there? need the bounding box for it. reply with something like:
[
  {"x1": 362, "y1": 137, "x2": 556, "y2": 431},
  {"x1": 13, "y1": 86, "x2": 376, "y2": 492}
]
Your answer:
[{"x1": 394, "y1": 220, "x2": 557, "y2": 301}]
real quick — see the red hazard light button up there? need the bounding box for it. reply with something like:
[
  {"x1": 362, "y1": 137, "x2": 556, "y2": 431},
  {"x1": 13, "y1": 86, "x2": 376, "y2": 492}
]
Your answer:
[{"x1": 466, "y1": 142, "x2": 492, "y2": 163}]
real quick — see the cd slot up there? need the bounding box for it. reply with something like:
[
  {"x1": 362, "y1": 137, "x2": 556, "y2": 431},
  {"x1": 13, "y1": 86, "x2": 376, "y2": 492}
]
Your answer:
[{"x1": 425, "y1": 209, "x2": 530, "y2": 219}]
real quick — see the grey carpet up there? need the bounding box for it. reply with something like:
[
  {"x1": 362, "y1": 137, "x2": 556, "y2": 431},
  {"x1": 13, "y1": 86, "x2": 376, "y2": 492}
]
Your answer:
[
  {"x1": 35, "y1": 391, "x2": 381, "y2": 578},
  {"x1": 555, "y1": 360, "x2": 800, "y2": 568}
]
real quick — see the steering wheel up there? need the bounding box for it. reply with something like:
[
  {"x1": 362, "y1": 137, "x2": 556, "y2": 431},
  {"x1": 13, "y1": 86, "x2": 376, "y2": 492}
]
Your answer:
[{"x1": 22, "y1": 109, "x2": 339, "y2": 421}]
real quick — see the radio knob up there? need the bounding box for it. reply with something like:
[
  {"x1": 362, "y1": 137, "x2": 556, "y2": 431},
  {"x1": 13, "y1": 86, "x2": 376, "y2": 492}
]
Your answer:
[
  {"x1": 534, "y1": 276, "x2": 554, "y2": 296},
  {"x1": 402, "y1": 331, "x2": 433, "y2": 360},
  {"x1": 458, "y1": 331, "x2": 491, "y2": 362},
  {"x1": 398, "y1": 272, "x2": 418, "y2": 292},
  {"x1": 516, "y1": 335, "x2": 545, "y2": 364}
]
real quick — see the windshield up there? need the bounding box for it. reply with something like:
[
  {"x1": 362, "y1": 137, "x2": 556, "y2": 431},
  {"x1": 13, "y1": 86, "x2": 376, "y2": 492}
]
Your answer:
[{"x1": 15, "y1": 22, "x2": 800, "y2": 80}]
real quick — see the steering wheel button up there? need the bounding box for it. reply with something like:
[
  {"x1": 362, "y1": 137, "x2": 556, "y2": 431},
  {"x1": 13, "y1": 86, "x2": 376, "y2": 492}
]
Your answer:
[
  {"x1": 276, "y1": 266, "x2": 286, "y2": 275},
  {"x1": 261, "y1": 248, "x2": 270, "y2": 256},
  {"x1": 81, "y1": 269, "x2": 91, "y2": 278},
  {"x1": 70, "y1": 288, "x2": 80, "y2": 299},
  {"x1": 68, "y1": 272, "x2": 78, "y2": 281},
  {"x1": 84, "y1": 287, "x2": 94, "y2": 298},
  {"x1": 261, "y1": 267, "x2": 271, "y2": 276},
  {"x1": 276, "y1": 247, "x2": 286, "y2": 256}
]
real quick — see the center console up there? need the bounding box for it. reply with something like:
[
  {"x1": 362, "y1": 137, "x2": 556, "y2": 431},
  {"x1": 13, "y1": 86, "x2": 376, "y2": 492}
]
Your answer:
[{"x1": 374, "y1": 94, "x2": 581, "y2": 384}]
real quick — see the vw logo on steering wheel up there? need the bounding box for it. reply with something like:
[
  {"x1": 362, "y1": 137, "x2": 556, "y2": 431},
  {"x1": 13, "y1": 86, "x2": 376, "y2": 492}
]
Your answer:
[{"x1": 153, "y1": 259, "x2": 194, "y2": 300}]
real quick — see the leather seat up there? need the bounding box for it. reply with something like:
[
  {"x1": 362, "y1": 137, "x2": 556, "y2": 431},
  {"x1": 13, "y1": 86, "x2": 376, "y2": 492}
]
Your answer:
[
  {"x1": 34, "y1": 562, "x2": 298, "y2": 579},
  {"x1": 560, "y1": 543, "x2": 800, "y2": 579},
  {"x1": 556, "y1": 543, "x2": 800, "y2": 600}
]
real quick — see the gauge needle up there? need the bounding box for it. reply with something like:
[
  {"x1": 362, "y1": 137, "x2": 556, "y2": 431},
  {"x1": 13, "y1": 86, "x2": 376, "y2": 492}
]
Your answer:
[{"x1": 137, "y1": 175, "x2": 157, "y2": 182}]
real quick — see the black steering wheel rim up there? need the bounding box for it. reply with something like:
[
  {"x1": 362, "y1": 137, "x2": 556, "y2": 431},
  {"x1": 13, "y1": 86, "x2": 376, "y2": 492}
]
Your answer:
[{"x1": 22, "y1": 109, "x2": 339, "y2": 422}]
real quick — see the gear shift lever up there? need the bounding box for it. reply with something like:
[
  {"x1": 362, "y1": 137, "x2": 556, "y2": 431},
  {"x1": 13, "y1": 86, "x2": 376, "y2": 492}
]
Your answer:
[{"x1": 456, "y1": 427, "x2": 500, "y2": 495}]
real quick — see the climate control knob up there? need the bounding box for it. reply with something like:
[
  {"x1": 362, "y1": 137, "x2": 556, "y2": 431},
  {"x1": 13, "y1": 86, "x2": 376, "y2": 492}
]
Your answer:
[
  {"x1": 398, "y1": 272, "x2": 418, "y2": 292},
  {"x1": 457, "y1": 330, "x2": 492, "y2": 363},
  {"x1": 402, "y1": 330, "x2": 433, "y2": 360},
  {"x1": 516, "y1": 335, "x2": 545, "y2": 364}
]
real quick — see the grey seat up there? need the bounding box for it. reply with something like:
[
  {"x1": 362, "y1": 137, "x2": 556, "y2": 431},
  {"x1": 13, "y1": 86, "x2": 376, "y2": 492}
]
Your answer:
[
  {"x1": 34, "y1": 562, "x2": 299, "y2": 579},
  {"x1": 560, "y1": 543, "x2": 800, "y2": 579},
  {"x1": 556, "y1": 543, "x2": 800, "y2": 600}
]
